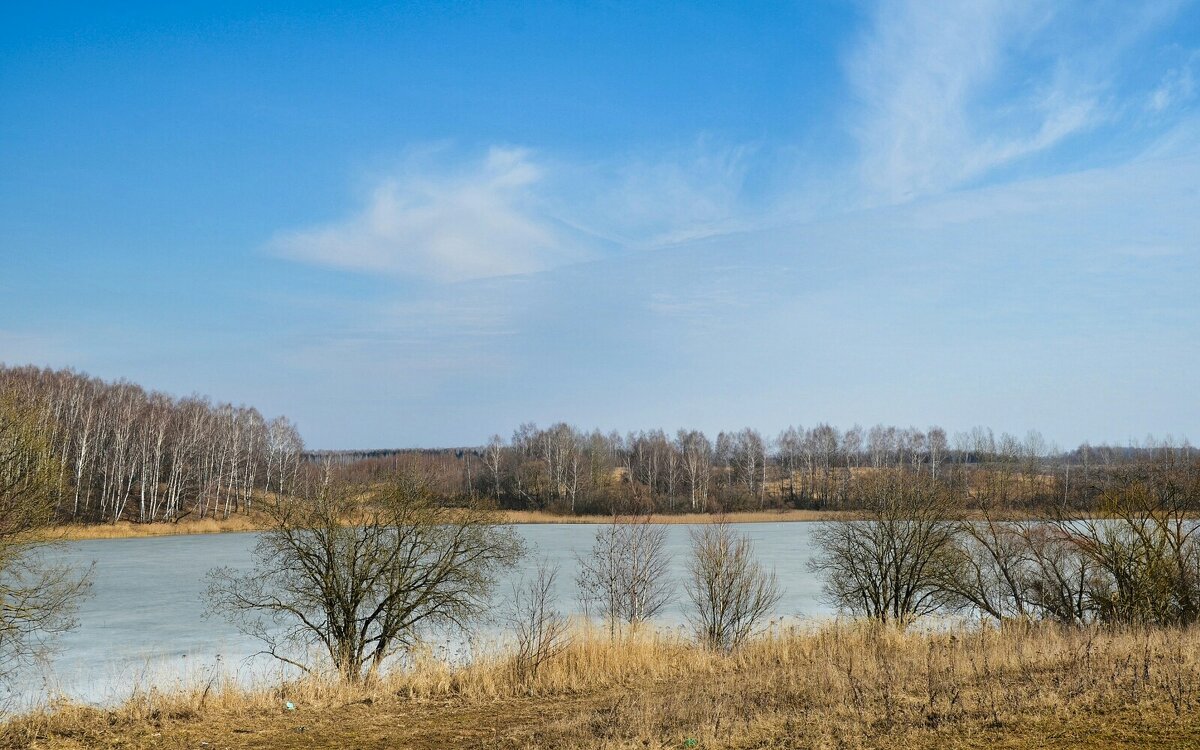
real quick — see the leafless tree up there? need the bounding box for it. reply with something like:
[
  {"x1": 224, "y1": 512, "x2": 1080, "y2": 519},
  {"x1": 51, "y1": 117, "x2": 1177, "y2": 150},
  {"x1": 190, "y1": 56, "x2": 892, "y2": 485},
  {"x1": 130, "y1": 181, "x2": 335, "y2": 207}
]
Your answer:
[
  {"x1": 505, "y1": 558, "x2": 571, "y2": 684},
  {"x1": 731, "y1": 428, "x2": 767, "y2": 507},
  {"x1": 776, "y1": 426, "x2": 802, "y2": 504},
  {"x1": 809, "y1": 470, "x2": 959, "y2": 624},
  {"x1": 939, "y1": 513, "x2": 1036, "y2": 621},
  {"x1": 575, "y1": 514, "x2": 674, "y2": 635},
  {"x1": 685, "y1": 518, "x2": 781, "y2": 650},
  {"x1": 927, "y1": 426, "x2": 947, "y2": 480},
  {"x1": 1053, "y1": 457, "x2": 1200, "y2": 625},
  {"x1": 677, "y1": 429, "x2": 712, "y2": 511},
  {"x1": 484, "y1": 434, "x2": 505, "y2": 501},
  {"x1": 206, "y1": 472, "x2": 524, "y2": 682}
]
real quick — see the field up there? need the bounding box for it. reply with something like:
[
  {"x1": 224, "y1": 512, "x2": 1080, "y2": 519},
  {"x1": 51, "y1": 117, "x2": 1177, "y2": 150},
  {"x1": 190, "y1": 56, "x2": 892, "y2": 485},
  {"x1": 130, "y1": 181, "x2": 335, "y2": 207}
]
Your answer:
[{"x1": 5, "y1": 621, "x2": 1199, "y2": 749}]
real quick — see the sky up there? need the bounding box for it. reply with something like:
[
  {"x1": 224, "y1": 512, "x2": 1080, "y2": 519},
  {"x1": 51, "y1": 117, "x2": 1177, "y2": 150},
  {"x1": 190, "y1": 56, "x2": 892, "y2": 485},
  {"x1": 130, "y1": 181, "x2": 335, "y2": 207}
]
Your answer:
[{"x1": 1, "y1": 0, "x2": 1198, "y2": 450}]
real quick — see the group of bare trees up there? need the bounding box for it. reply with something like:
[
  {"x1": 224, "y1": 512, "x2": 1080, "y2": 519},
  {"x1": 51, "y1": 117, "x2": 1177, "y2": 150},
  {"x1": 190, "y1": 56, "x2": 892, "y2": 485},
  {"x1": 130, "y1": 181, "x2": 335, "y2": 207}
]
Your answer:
[
  {"x1": 571, "y1": 514, "x2": 780, "y2": 650},
  {"x1": 479, "y1": 424, "x2": 772, "y2": 513},
  {"x1": 499, "y1": 514, "x2": 780, "y2": 684},
  {"x1": 0, "y1": 365, "x2": 304, "y2": 523},
  {"x1": 811, "y1": 454, "x2": 1200, "y2": 628},
  {"x1": 468, "y1": 422, "x2": 1196, "y2": 516},
  {"x1": 205, "y1": 468, "x2": 781, "y2": 685}
]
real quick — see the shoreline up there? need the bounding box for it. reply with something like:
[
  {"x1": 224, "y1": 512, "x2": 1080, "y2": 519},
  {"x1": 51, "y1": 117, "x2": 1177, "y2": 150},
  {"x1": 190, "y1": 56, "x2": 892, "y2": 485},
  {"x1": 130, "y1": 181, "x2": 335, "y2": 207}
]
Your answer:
[
  {"x1": 44, "y1": 507, "x2": 1102, "y2": 542},
  {"x1": 46, "y1": 508, "x2": 852, "y2": 541}
]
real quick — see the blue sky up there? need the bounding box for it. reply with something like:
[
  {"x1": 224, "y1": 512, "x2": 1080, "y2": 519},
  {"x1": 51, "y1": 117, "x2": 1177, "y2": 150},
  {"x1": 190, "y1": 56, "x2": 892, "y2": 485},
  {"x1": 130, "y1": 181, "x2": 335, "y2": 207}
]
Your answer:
[{"x1": 2, "y1": 1, "x2": 1198, "y2": 449}]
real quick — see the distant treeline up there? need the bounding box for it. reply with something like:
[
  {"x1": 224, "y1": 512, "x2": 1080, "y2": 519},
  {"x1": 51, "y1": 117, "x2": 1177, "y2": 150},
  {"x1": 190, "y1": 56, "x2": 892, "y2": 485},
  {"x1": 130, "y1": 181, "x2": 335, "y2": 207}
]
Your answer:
[
  {"x1": 2, "y1": 364, "x2": 1197, "y2": 523},
  {"x1": 332, "y1": 423, "x2": 1199, "y2": 516},
  {"x1": 0, "y1": 365, "x2": 303, "y2": 523}
]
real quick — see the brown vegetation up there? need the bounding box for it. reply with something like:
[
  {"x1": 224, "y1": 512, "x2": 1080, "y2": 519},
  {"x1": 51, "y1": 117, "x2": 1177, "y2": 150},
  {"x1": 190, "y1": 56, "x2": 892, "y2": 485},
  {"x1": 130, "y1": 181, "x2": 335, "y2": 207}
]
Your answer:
[
  {"x1": 45, "y1": 509, "x2": 856, "y2": 540},
  {"x1": 48, "y1": 515, "x2": 267, "y2": 540},
  {"x1": 4, "y1": 621, "x2": 1200, "y2": 749},
  {"x1": 6, "y1": 365, "x2": 1199, "y2": 531}
]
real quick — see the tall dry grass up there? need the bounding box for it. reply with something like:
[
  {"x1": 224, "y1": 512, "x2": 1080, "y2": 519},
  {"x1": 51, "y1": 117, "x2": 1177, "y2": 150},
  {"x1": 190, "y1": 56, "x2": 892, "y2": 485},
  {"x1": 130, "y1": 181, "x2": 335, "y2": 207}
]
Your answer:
[
  {"x1": 5, "y1": 621, "x2": 1200, "y2": 748},
  {"x1": 46, "y1": 508, "x2": 854, "y2": 541},
  {"x1": 48, "y1": 515, "x2": 265, "y2": 541}
]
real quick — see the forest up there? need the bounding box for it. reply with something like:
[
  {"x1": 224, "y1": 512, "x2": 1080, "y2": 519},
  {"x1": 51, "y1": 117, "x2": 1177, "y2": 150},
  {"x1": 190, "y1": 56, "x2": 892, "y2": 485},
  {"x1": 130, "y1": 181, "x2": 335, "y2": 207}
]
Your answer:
[
  {"x1": 3, "y1": 364, "x2": 1198, "y2": 524},
  {"x1": 0, "y1": 365, "x2": 303, "y2": 524}
]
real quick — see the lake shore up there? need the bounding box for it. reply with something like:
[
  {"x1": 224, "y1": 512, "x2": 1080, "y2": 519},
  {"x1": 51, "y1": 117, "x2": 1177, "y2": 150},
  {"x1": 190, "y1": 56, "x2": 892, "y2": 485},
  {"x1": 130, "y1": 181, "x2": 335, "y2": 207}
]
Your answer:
[
  {"x1": 46, "y1": 508, "x2": 856, "y2": 541},
  {"x1": 5, "y1": 621, "x2": 1197, "y2": 749}
]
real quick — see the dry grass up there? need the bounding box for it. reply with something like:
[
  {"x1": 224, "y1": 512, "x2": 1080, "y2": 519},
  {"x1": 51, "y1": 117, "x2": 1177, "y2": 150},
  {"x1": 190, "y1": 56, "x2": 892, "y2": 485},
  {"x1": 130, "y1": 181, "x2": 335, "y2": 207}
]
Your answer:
[
  {"x1": 48, "y1": 508, "x2": 852, "y2": 540},
  {"x1": 46, "y1": 515, "x2": 265, "y2": 541},
  {"x1": 5, "y1": 621, "x2": 1200, "y2": 748},
  {"x1": 496, "y1": 509, "x2": 852, "y2": 525}
]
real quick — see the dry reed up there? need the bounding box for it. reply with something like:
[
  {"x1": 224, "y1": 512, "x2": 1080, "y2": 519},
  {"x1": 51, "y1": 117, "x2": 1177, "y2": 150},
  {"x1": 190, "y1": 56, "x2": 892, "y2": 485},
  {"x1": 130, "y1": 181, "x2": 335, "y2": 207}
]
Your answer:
[
  {"x1": 47, "y1": 508, "x2": 853, "y2": 541},
  {"x1": 5, "y1": 620, "x2": 1200, "y2": 748}
]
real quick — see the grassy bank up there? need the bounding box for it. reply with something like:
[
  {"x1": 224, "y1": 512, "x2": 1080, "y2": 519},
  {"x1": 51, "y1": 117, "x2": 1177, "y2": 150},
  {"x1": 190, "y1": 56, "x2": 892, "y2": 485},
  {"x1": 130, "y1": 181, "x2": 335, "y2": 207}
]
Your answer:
[
  {"x1": 47, "y1": 508, "x2": 853, "y2": 541},
  {"x1": 49, "y1": 515, "x2": 266, "y2": 541},
  {"x1": 5, "y1": 621, "x2": 1199, "y2": 749}
]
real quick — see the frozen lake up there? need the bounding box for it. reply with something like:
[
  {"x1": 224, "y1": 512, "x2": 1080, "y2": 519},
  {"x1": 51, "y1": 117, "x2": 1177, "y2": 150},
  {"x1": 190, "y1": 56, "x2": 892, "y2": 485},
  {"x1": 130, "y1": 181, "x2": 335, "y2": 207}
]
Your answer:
[{"x1": 7, "y1": 522, "x2": 833, "y2": 707}]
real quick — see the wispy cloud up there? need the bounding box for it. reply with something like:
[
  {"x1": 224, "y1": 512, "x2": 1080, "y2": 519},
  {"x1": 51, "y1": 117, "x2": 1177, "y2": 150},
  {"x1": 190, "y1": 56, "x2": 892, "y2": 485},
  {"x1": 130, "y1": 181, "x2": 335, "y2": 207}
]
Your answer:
[
  {"x1": 567, "y1": 140, "x2": 763, "y2": 248},
  {"x1": 844, "y1": 0, "x2": 1191, "y2": 204},
  {"x1": 1150, "y1": 50, "x2": 1199, "y2": 112},
  {"x1": 268, "y1": 147, "x2": 591, "y2": 282},
  {"x1": 269, "y1": 140, "x2": 773, "y2": 282},
  {"x1": 268, "y1": 1, "x2": 1196, "y2": 289}
]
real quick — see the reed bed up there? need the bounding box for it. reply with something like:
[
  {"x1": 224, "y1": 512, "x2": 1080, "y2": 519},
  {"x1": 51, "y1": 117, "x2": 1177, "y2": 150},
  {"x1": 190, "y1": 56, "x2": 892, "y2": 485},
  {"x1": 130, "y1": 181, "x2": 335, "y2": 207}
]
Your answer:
[
  {"x1": 5, "y1": 620, "x2": 1200, "y2": 748},
  {"x1": 47, "y1": 508, "x2": 853, "y2": 541},
  {"x1": 48, "y1": 515, "x2": 265, "y2": 541}
]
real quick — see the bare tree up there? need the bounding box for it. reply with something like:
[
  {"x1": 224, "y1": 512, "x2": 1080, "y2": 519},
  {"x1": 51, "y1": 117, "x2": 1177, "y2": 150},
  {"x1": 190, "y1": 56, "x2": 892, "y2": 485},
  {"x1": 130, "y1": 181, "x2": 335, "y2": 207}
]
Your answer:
[
  {"x1": 732, "y1": 428, "x2": 767, "y2": 507},
  {"x1": 677, "y1": 430, "x2": 712, "y2": 511},
  {"x1": 206, "y1": 472, "x2": 524, "y2": 682},
  {"x1": 685, "y1": 518, "x2": 781, "y2": 650},
  {"x1": 809, "y1": 471, "x2": 959, "y2": 624},
  {"x1": 1053, "y1": 458, "x2": 1200, "y2": 626},
  {"x1": 939, "y1": 513, "x2": 1036, "y2": 621},
  {"x1": 927, "y1": 426, "x2": 947, "y2": 480},
  {"x1": 484, "y1": 434, "x2": 506, "y2": 501},
  {"x1": 776, "y1": 426, "x2": 802, "y2": 504},
  {"x1": 576, "y1": 515, "x2": 674, "y2": 635},
  {"x1": 505, "y1": 558, "x2": 570, "y2": 684}
]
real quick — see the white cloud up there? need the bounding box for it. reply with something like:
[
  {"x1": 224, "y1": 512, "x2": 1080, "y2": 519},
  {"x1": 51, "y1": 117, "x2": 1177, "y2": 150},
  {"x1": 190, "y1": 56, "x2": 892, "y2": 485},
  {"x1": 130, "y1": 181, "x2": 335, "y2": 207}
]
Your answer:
[
  {"x1": 269, "y1": 140, "x2": 780, "y2": 281},
  {"x1": 270, "y1": 3, "x2": 1195, "y2": 286},
  {"x1": 846, "y1": 0, "x2": 1125, "y2": 203},
  {"x1": 269, "y1": 147, "x2": 590, "y2": 282}
]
